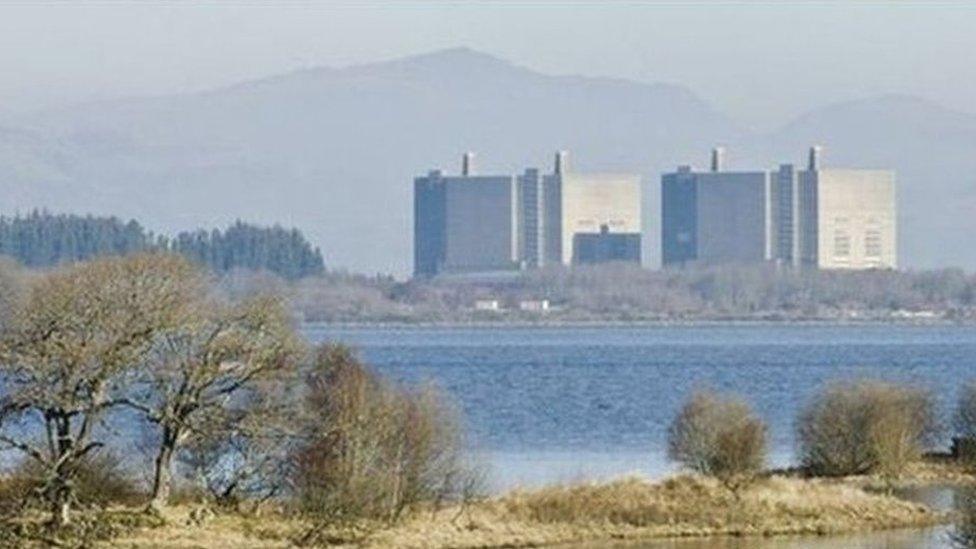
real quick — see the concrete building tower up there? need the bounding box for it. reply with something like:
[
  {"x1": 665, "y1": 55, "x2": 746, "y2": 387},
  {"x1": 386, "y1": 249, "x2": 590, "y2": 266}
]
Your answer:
[
  {"x1": 710, "y1": 146, "x2": 726, "y2": 172},
  {"x1": 415, "y1": 151, "x2": 642, "y2": 277},
  {"x1": 662, "y1": 146, "x2": 896, "y2": 270},
  {"x1": 662, "y1": 148, "x2": 770, "y2": 266},
  {"x1": 413, "y1": 153, "x2": 519, "y2": 277},
  {"x1": 543, "y1": 150, "x2": 641, "y2": 266},
  {"x1": 808, "y1": 145, "x2": 823, "y2": 171},
  {"x1": 414, "y1": 169, "x2": 447, "y2": 277},
  {"x1": 554, "y1": 150, "x2": 569, "y2": 175},
  {"x1": 798, "y1": 145, "x2": 896, "y2": 269}
]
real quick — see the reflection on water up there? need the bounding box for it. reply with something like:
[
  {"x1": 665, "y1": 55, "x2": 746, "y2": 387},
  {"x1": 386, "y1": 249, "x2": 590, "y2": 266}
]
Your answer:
[
  {"x1": 569, "y1": 527, "x2": 952, "y2": 548},
  {"x1": 893, "y1": 484, "x2": 959, "y2": 512}
]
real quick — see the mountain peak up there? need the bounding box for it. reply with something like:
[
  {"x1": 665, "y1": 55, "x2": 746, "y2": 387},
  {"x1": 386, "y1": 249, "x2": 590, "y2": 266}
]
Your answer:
[{"x1": 346, "y1": 47, "x2": 531, "y2": 80}]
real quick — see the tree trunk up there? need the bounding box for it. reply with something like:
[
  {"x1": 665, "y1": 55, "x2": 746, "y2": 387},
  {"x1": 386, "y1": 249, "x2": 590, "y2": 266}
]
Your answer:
[
  {"x1": 50, "y1": 416, "x2": 74, "y2": 528},
  {"x1": 150, "y1": 432, "x2": 177, "y2": 509},
  {"x1": 55, "y1": 499, "x2": 71, "y2": 527},
  {"x1": 49, "y1": 480, "x2": 72, "y2": 528}
]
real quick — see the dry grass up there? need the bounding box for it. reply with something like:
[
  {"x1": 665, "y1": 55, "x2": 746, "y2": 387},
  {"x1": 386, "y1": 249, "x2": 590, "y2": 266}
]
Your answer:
[
  {"x1": 846, "y1": 456, "x2": 976, "y2": 491},
  {"x1": 96, "y1": 506, "x2": 296, "y2": 549},
  {"x1": 95, "y1": 473, "x2": 946, "y2": 549}
]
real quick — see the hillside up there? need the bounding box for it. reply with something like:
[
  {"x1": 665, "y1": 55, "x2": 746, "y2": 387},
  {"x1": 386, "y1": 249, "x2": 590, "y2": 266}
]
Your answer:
[{"x1": 1, "y1": 49, "x2": 974, "y2": 274}]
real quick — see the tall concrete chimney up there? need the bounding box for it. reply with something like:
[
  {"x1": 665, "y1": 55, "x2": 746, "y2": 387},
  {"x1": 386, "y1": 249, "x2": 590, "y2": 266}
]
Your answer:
[
  {"x1": 554, "y1": 150, "x2": 569, "y2": 175},
  {"x1": 808, "y1": 145, "x2": 823, "y2": 171},
  {"x1": 461, "y1": 151, "x2": 475, "y2": 176},
  {"x1": 710, "y1": 147, "x2": 726, "y2": 172}
]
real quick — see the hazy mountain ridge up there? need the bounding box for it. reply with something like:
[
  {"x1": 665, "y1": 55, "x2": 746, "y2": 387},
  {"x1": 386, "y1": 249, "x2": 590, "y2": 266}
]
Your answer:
[{"x1": 0, "y1": 48, "x2": 973, "y2": 273}]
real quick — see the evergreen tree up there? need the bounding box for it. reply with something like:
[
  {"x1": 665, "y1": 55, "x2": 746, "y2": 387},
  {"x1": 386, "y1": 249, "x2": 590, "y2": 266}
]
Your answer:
[{"x1": 0, "y1": 212, "x2": 324, "y2": 279}]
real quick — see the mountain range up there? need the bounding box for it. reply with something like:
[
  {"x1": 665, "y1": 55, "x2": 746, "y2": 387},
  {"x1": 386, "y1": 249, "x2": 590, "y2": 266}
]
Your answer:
[{"x1": 1, "y1": 47, "x2": 974, "y2": 275}]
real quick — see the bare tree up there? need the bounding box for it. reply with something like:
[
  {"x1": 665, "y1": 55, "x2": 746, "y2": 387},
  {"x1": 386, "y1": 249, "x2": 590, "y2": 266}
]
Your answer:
[
  {"x1": 178, "y1": 388, "x2": 297, "y2": 510},
  {"x1": 797, "y1": 380, "x2": 938, "y2": 480},
  {"x1": 667, "y1": 390, "x2": 767, "y2": 496},
  {"x1": 293, "y1": 345, "x2": 477, "y2": 525},
  {"x1": 0, "y1": 253, "x2": 197, "y2": 527},
  {"x1": 122, "y1": 294, "x2": 303, "y2": 510},
  {"x1": 0, "y1": 256, "x2": 27, "y2": 332}
]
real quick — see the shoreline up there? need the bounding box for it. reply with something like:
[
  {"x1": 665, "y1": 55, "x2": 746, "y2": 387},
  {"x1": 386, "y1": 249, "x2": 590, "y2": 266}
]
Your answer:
[
  {"x1": 301, "y1": 317, "x2": 976, "y2": 329},
  {"x1": 95, "y1": 462, "x2": 973, "y2": 549}
]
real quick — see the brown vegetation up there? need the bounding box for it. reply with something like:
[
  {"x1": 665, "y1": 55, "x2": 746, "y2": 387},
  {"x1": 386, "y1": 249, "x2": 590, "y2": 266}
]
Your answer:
[
  {"x1": 92, "y1": 474, "x2": 944, "y2": 549},
  {"x1": 0, "y1": 257, "x2": 26, "y2": 331},
  {"x1": 797, "y1": 380, "x2": 938, "y2": 480},
  {"x1": 956, "y1": 382, "x2": 976, "y2": 467},
  {"x1": 121, "y1": 292, "x2": 303, "y2": 510},
  {"x1": 0, "y1": 253, "x2": 971, "y2": 547},
  {"x1": 0, "y1": 452, "x2": 143, "y2": 516},
  {"x1": 667, "y1": 390, "x2": 766, "y2": 494},
  {"x1": 293, "y1": 345, "x2": 479, "y2": 533},
  {"x1": 0, "y1": 253, "x2": 199, "y2": 527},
  {"x1": 952, "y1": 487, "x2": 976, "y2": 548},
  {"x1": 251, "y1": 263, "x2": 976, "y2": 322}
]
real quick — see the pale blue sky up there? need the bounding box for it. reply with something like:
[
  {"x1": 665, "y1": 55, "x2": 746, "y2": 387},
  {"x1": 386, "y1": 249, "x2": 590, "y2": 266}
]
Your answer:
[{"x1": 2, "y1": 1, "x2": 974, "y2": 129}]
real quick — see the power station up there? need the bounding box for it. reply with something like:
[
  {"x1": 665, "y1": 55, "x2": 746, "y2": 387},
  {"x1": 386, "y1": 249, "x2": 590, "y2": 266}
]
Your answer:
[
  {"x1": 661, "y1": 146, "x2": 897, "y2": 270},
  {"x1": 414, "y1": 146, "x2": 897, "y2": 277},
  {"x1": 414, "y1": 151, "x2": 642, "y2": 277}
]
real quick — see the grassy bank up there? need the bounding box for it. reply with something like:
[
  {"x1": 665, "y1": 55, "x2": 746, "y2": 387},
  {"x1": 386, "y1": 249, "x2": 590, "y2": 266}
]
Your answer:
[{"x1": 76, "y1": 473, "x2": 945, "y2": 549}]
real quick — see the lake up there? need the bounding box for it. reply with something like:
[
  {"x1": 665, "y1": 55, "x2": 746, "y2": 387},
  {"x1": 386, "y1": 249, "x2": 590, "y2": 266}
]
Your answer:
[
  {"x1": 305, "y1": 323, "x2": 976, "y2": 548},
  {"x1": 305, "y1": 323, "x2": 976, "y2": 490}
]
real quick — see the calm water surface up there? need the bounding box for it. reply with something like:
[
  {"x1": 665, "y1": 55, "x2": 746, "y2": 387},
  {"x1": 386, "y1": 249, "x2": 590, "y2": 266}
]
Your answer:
[
  {"x1": 568, "y1": 526, "x2": 953, "y2": 549},
  {"x1": 305, "y1": 323, "x2": 976, "y2": 490}
]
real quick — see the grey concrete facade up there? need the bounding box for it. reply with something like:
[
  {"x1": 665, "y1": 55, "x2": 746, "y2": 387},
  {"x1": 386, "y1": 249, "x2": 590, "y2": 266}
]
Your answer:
[
  {"x1": 414, "y1": 152, "x2": 642, "y2": 277},
  {"x1": 413, "y1": 170, "x2": 447, "y2": 277},
  {"x1": 694, "y1": 170, "x2": 771, "y2": 264},
  {"x1": 662, "y1": 147, "x2": 896, "y2": 270},
  {"x1": 443, "y1": 175, "x2": 520, "y2": 273},
  {"x1": 573, "y1": 225, "x2": 641, "y2": 265}
]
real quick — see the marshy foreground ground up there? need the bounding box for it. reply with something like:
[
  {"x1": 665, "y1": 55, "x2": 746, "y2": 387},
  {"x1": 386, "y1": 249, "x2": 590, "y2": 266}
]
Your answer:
[{"x1": 4, "y1": 460, "x2": 968, "y2": 549}]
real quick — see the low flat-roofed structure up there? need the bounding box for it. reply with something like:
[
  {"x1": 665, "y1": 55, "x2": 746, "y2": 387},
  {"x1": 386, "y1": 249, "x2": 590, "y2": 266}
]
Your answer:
[{"x1": 572, "y1": 224, "x2": 641, "y2": 265}]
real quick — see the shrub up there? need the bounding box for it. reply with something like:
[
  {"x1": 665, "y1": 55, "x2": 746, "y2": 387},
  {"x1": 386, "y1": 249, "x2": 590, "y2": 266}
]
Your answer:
[
  {"x1": 955, "y1": 382, "x2": 976, "y2": 466},
  {"x1": 952, "y1": 487, "x2": 976, "y2": 549},
  {"x1": 0, "y1": 470, "x2": 35, "y2": 519},
  {"x1": 667, "y1": 391, "x2": 767, "y2": 493},
  {"x1": 0, "y1": 451, "x2": 143, "y2": 519},
  {"x1": 797, "y1": 380, "x2": 937, "y2": 478},
  {"x1": 292, "y1": 345, "x2": 480, "y2": 524}
]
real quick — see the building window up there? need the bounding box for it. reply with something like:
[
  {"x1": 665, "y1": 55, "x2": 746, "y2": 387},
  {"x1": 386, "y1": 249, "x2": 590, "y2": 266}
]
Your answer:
[
  {"x1": 834, "y1": 231, "x2": 851, "y2": 258},
  {"x1": 865, "y1": 229, "x2": 882, "y2": 258}
]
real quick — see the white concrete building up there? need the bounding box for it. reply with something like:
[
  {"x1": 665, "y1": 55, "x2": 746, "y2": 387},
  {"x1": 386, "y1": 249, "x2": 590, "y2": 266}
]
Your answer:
[
  {"x1": 519, "y1": 299, "x2": 550, "y2": 312},
  {"x1": 474, "y1": 299, "x2": 501, "y2": 311},
  {"x1": 662, "y1": 146, "x2": 896, "y2": 270},
  {"x1": 415, "y1": 151, "x2": 642, "y2": 277},
  {"x1": 542, "y1": 155, "x2": 642, "y2": 266}
]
